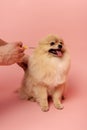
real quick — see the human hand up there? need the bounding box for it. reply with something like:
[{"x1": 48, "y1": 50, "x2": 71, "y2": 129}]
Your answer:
[{"x1": 0, "y1": 41, "x2": 25, "y2": 65}]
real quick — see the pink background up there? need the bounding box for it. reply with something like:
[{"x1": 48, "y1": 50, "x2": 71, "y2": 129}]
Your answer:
[{"x1": 0, "y1": 0, "x2": 87, "y2": 130}]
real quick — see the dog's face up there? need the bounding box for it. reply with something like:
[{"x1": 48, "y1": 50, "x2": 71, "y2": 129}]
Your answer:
[{"x1": 38, "y1": 35, "x2": 66, "y2": 57}]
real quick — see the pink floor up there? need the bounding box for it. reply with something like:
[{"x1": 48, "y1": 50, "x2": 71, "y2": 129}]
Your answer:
[{"x1": 0, "y1": 0, "x2": 87, "y2": 130}]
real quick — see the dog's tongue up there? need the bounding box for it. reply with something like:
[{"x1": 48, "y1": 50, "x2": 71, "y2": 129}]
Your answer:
[{"x1": 57, "y1": 51, "x2": 62, "y2": 57}]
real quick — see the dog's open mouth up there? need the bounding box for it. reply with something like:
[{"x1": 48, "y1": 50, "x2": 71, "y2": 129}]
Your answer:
[{"x1": 48, "y1": 49, "x2": 63, "y2": 57}]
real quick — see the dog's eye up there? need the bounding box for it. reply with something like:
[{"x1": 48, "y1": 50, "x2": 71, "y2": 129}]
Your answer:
[
  {"x1": 50, "y1": 42, "x2": 55, "y2": 46},
  {"x1": 60, "y1": 42, "x2": 63, "y2": 44}
]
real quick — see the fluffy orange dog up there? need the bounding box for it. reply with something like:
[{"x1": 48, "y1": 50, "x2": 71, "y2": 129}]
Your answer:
[{"x1": 19, "y1": 35, "x2": 71, "y2": 111}]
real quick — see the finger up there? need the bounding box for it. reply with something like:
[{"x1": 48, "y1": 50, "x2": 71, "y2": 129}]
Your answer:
[
  {"x1": 15, "y1": 41, "x2": 23, "y2": 47},
  {"x1": 17, "y1": 53, "x2": 25, "y2": 62},
  {"x1": 18, "y1": 47, "x2": 25, "y2": 53},
  {"x1": 19, "y1": 54, "x2": 29, "y2": 64},
  {"x1": 0, "y1": 39, "x2": 8, "y2": 46},
  {"x1": 18, "y1": 53, "x2": 25, "y2": 58}
]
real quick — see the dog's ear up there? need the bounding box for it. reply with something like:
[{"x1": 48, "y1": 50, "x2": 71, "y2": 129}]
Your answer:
[
  {"x1": 0, "y1": 39, "x2": 8, "y2": 46},
  {"x1": 17, "y1": 55, "x2": 29, "y2": 71}
]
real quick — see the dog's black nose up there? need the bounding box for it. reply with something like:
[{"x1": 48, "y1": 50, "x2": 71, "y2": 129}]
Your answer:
[{"x1": 58, "y1": 44, "x2": 62, "y2": 49}]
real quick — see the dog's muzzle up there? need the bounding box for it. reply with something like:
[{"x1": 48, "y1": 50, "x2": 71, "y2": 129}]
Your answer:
[{"x1": 48, "y1": 48, "x2": 63, "y2": 57}]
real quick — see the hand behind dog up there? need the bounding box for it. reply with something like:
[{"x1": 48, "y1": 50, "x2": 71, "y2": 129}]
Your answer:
[{"x1": 0, "y1": 40, "x2": 25, "y2": 65}]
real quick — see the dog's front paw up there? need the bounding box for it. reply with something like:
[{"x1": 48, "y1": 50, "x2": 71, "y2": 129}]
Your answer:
[
  {"x1": 54, "y1": 103, "x2": 64, "y2": 110},
  {"x1": 39, "y1": 100, "x2": 49, "y2": 112},
  {"x1": 41, "y1": 105, "x2": 49, "y2": 112}
]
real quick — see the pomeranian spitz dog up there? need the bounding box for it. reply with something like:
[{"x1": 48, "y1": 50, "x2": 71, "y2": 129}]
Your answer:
[{"x1": 19, "y1": 35, "x2": 71, "y2": 111}]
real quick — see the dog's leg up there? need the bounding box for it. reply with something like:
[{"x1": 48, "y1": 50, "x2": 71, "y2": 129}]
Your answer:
[
  {"x1": 33, "y1": 86, "x2": 49, "y2": 112},
  {"x1": 52, "y1": 84, "x2": 64, "y2": 110},
  {"x1": 62, "y1": 82, "x2": 67, "y2": 100}
]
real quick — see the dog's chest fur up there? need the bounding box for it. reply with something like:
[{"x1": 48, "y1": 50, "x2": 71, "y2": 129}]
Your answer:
[{"x1": 28, "y1": 53, "x2": 70, "y2": 88}]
